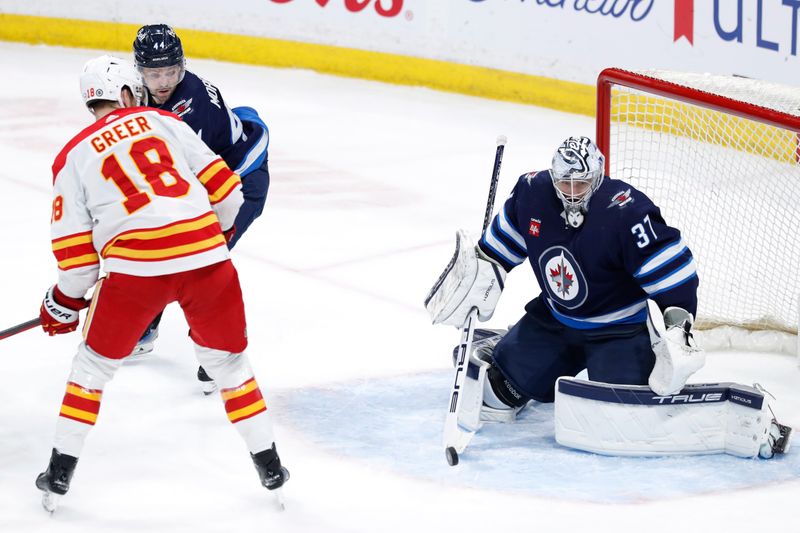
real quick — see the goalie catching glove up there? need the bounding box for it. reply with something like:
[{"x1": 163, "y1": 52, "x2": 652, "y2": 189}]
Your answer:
[
  {"x1": 424, "y1": 230, "x2": 506, "y2": 327},
  {"x1": 40, "y1": 285, "x2": 90, "y2": 336},
  {"x1": 647, "y1": 305, "x2": 705, "y2": 396}
]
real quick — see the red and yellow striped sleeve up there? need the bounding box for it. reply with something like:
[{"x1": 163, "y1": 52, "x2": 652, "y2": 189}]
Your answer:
[
  {"x1": 59, "y1": 382, "x2": 103, "y2": 426},
  {"x1": 197, "y1": 158, "x2": 242, "y2": 205},
  {"x1": 220, "y1": 378, "x2": 267, "y2": 424},
  {"x1": 101, "y1": 212, "x2": 225, "y2": 262},
  {"x1": 52, "y1": 231, "x2": 100, "y2": 271}
]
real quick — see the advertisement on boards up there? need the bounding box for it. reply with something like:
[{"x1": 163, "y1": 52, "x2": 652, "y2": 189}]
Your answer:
[{"x1": 0, "y1": 0, "x2": 798, "y2": 85}]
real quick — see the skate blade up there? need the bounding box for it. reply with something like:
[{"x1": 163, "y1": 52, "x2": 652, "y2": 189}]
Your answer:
[
  {"x1": 41, "y1": 491, "x2": 60, "y2": 513},
  {"x1": 274, "y1": 488, "x2": 286, "y2": 511}
]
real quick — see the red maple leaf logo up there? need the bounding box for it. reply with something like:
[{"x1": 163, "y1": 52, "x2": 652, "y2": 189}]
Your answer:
[{"x1": 549, "y1": 263, "x2": 575, "y2": 296}]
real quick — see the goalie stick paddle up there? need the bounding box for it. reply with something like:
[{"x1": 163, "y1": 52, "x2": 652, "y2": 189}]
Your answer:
[
  {"x1": 0, "y1": 317, "x2": 41, "y2": 341},
  {"x1": 443, "y1": 135, "x2": 506, "y2": 467}
]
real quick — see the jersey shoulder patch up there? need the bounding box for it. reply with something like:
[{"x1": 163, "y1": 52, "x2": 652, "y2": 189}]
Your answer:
[
  {"x1": 520, "y1": 170, "x2": 550, "y2": 189},
  {"x1": 599, "y1": 179, "x2": 657, "y2": 215},
  {"x1": 606, "y1": 187, "x2": 634, "y2": 209}
]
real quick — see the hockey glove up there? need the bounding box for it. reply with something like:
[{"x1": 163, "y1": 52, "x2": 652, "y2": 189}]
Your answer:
[
  {"x1": 648, "y1": 306, "x2": 705, "y2": 396},
  {"x1": 222, "y1": 225, "x2": 236, "y2": 245},
  {"x1": 40, "y1": 285, "x2": 90, "y2": 336},
  {"x1": 425, "y1": 229, "x2": 506, "y2": 328}
]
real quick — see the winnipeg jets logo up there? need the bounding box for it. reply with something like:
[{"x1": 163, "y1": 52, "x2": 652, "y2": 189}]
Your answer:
[
  {"x1": 549, "y1": 260, "x2": 574, "y2": 297},
  {"x1": 538, "y1": 247, "x2": 588, "y2": 308},
  {"x1": 608, "y1": 189, "x2": 633, "y2": 208},
  {"x1": 171, "y1": 98, "x2": 193, "y2": 117}
]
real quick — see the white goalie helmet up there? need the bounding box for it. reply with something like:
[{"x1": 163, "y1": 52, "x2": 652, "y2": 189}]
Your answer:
[
  {"x1": 550, "y1": 136, "x2": 606, "y2": 228},
  {"x1": 79, "y1": 55, "x2": 145, "y2": 111}
]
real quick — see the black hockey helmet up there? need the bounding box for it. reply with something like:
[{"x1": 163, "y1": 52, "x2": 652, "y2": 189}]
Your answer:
[{"x1": 133, "y1": 24, "x2": 184, "y2": 69}]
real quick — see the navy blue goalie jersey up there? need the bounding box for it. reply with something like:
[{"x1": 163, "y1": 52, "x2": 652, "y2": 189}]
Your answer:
[
  {"x1": 479, "y1": 171, "x2": 699, "y2": 329},
  {"x1": 149, "y1": 71, "x2": 268, "y2": 176}
]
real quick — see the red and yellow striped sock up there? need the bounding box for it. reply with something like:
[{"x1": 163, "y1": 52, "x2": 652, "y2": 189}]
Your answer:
[
  {"x1": 58, "y1": 382, "x2": 102, "y2": 425},
  {"x1": 220, "y1": 377, "x2": 267, "y2": 424}
]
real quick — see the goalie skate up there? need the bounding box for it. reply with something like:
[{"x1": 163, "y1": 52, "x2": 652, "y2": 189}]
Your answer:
[
  {"x1": 454, "y1": 329, "x2": 521, "y2": 431},
  {"x1": 451, "y1": 328, "x2": 506, "y2": 368},
  {"x1": 759, "y1": 420, "x2": 793, "y2": 459}
]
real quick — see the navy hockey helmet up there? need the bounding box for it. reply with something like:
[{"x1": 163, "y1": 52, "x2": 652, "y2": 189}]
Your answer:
[
  {"x1": 550, "y1": 136, "x2": 605, "y2": 228},
  {"x1": 133, "y1": 24, "x2": 184, "y2": 69}
]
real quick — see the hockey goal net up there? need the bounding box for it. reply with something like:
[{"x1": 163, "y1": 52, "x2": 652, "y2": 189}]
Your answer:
[{"x1": 596, "y1": 68, "x2": 799, "y2": 355}]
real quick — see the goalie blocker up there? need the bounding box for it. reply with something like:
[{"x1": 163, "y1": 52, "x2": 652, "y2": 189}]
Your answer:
[{"x1": 554, "y1": 377, "x2": 792, "y2": 459}]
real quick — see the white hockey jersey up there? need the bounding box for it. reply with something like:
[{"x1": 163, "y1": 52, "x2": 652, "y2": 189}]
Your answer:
[{"x1": 50, "y1": 106, "x2": 243, "y2": 298}]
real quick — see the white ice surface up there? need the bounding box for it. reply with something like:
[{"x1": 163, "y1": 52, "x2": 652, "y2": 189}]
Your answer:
[{"x1": 0, "y1": 42, "x2": 799, "y2": 532}]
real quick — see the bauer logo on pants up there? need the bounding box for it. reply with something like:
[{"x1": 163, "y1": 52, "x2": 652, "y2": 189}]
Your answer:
[{"x1": 537, "y1": 246, "x2": 587, "y2": 309}]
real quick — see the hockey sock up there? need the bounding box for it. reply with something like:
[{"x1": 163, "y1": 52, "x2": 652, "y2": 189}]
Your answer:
[{"x1": 53, "y1": 342, "x2": 122, "y2": 457}]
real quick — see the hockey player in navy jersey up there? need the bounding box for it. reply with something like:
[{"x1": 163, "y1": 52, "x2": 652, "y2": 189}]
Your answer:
[
  {"x1": 426, "y1": 136, "x2": 791, "y2": 459},
  {"x1": 428, "y1": 134, "x2": 699, "y2": 398},
  {"x1": 131, "y1": 24, "x2": 271, "y2": 392},
  {"x1": 134, "y1": 25, "x2": 269, "y2": 249}
]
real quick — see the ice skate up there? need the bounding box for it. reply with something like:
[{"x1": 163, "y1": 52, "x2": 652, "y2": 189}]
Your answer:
[
  {"x1": 451, "y1": 328, "x2": 506, "y2": 368},
  {"x1": 129, "y1": 323, "x2": 159, "y2": 358},
  {"x1": 128, "y1": 312, "x2": 163, "y2": 359},
  {"x1": 197, "y1": 365, "x2": 218, "y2": 395},
  {"x1": 252, "y1": 443, "x2": 290, "y2": 509},
  {"x1": 759, "y1": 419, "x2": 793, "y2": 459},
  {"x1": 35, "y1": 449, "x2": 78, "y2": 513}
]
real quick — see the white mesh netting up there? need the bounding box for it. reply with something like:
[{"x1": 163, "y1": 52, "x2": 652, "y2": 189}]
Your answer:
[{"x1": 604, "y1": 70, "x2": 799, "y2": 352}]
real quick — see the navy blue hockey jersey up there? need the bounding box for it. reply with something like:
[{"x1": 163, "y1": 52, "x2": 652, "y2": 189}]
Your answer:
[
  {"x1": 479, "y1": 171, "x2": 698, "y2": 329},
  {"x1": 149, "y1": 71, "x2": 268, "y2": 176}
]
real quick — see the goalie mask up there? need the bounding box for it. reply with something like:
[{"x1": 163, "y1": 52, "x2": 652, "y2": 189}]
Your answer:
[
  {"x1": 80, "y1": 55, "x2": 145, "y2": 112},
  {"x1": 550, "y1": 136, "x2": 605, "y2": 228}
]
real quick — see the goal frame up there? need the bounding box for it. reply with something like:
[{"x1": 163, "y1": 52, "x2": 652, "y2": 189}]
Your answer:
[
  {"x1": 596, "y1": 68, "x2": 800, "y2": 176},
  {"x1": 595, "y1": 68, "x2": 800, "y2": 355}
]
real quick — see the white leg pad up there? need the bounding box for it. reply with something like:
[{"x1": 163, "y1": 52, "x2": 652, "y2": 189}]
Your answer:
[{"x1": 555, "y1": 377, "x2": 781, "y2": 458}]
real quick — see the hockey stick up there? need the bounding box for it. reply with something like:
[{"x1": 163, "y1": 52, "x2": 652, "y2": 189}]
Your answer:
[
  {"x1": 443, "y1": 135, "x2": 506, "y2": 466},
  {"x1": 0, "y1": 317, "x2": 41, "y2": 341}
]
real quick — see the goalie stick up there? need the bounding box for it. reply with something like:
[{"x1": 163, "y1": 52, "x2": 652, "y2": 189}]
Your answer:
[
  {"x1": 0, "y1": 317, "x2": 41, "y2": 341},
  {"x1": 441, "y1": 135, "x2": 506, "y2": 466}
]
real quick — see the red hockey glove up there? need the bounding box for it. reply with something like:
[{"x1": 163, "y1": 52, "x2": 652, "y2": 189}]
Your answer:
[
  {"x1": 223, "y1": 225, "x2": 237, "y2": 245},
  {"x1": 40, "y1": 285, "x2": 90, "y2": 336}
]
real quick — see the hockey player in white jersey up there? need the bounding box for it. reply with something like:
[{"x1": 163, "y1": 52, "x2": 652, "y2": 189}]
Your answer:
[
  {"x1": 36, "y1": 55, "x2": 288, "y2": 512},
  {"x1": 426, "y1": 136, "x2": 792, "y2": 460}
]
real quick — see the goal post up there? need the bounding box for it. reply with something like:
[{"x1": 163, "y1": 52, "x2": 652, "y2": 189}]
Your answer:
[{"x1": 596, "y1": 68, "x2": 799, "y2": 355}]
